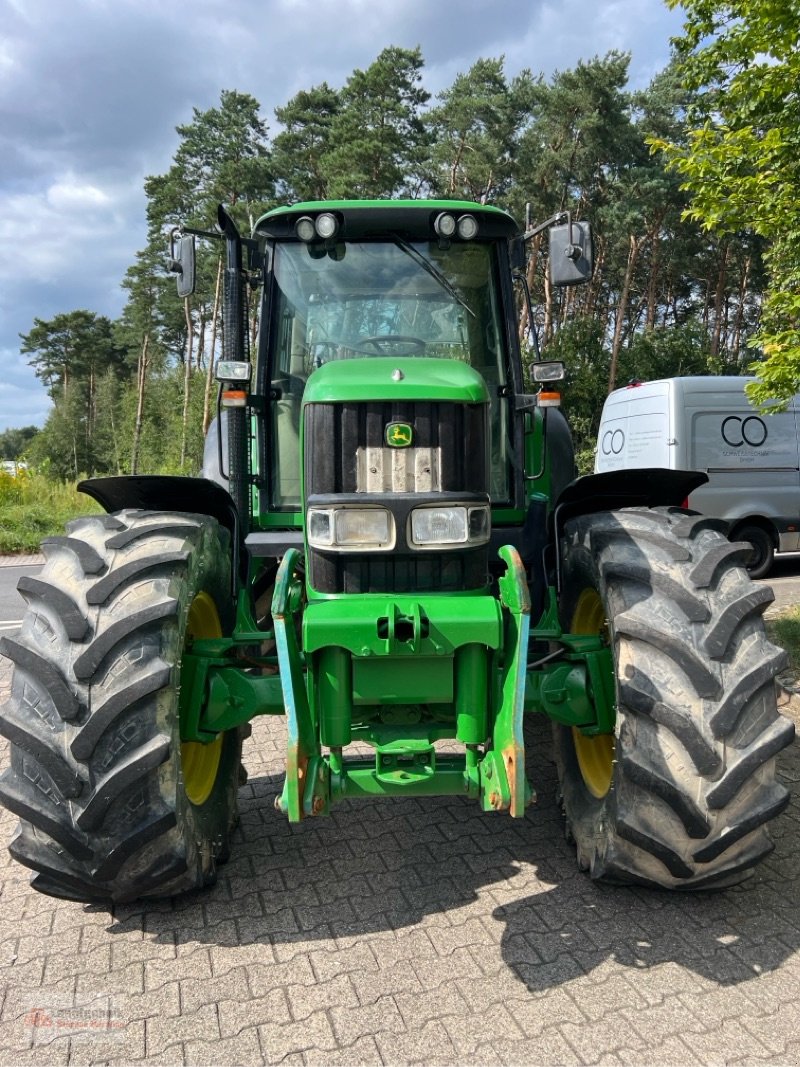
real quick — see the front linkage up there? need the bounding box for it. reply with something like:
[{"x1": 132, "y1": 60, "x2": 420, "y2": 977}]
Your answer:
[{"x1": 179, "y1": 544, "x2": 615, "y2": 822}]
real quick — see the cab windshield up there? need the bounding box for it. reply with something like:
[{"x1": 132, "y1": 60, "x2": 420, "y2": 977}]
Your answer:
[{"x1": 267, "y1": 238, "x2": 511, "y2": 508}]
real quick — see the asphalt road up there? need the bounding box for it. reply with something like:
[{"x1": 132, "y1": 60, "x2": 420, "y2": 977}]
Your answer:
[{"x1": 0, "y1": 560, "x2": 42, "y2": 634}]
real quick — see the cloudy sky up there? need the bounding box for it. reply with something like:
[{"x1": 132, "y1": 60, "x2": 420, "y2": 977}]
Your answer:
[{"x1": 0, "y1": 0, "x2": 684, "y2": 433}]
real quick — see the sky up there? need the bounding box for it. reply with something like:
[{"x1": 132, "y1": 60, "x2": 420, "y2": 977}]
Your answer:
[{"x1": 0, "y1": 0, "x2": 685, "y2": 434}]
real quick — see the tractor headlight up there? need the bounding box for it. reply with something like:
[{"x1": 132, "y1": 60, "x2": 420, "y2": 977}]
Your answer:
[
  {"x1": 410, "y1": 505, "x2": 491, "y2": 548},
  {"x1": 307, "y1": 507, "x2": 395, "y2": 551}
]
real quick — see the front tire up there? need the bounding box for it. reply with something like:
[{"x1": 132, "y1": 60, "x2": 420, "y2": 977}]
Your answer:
[
  {"x1": 556, "y1": 507, "x2": 794, "y2": 889},
  {"x1": 0, "y1": 510, "x2": 244, "y2": 904}
]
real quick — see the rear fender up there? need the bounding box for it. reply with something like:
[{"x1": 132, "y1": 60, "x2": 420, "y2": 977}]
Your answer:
[
  {"x1": 78, "y1": 475, "x2": 245, "y2": 586},
  {"x1": 551, "y1": 468, "x2": 708, "y2": 593}
]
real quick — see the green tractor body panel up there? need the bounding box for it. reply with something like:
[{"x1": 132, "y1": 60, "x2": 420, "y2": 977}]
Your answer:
[{"x1": 301, "y1": 357, "x2": 490, "y2": 406}]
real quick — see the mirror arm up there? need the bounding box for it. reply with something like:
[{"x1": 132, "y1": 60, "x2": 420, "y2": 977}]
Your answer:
[
  {"x1": 522, "y1": 209, "x2": 569, "y2": 243},
  {"x1": 523, "y1": 208, "x2": 582, "y2": 260}
]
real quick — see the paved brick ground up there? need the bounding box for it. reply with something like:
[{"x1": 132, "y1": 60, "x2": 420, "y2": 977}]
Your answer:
[{"x1": 0, "y1": 649, "x2": 798, "y2": 1066}]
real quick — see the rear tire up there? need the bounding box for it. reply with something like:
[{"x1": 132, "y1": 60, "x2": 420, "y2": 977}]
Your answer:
[
  {"x1": 555, "y1": 507, "x2": 794, "y2": 889},
  {"x1": 0, "y1": 510, "x2": 244, "y2": 904}
]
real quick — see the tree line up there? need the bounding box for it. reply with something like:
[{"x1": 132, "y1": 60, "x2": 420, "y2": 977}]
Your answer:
[{"x1": 14, "y1": 32, "x2": 781, "y2": 478}]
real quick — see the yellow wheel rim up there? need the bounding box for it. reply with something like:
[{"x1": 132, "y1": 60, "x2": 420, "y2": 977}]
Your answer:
[
  {"x1": 181, "y1": 592, "x2": 224, "y2": 806},
  {"x1": 570, "y1": 588, "x2": 615, "y2": 799}
]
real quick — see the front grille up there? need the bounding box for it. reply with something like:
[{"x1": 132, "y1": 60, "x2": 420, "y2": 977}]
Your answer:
[
  {"x1": 305, "y1": 401, "x2": 488, "y2": 496},
  {"x1": 305, "y1": 400, "x2": 490, "y2": 594}
]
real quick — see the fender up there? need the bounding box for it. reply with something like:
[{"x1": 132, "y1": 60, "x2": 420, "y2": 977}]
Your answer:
[
  {"x1": 550, "y1": 468, "x2": 709, "y2": 592},
  {"x1": 78, "y1": 475, "x2": 246, "y2": 584}
]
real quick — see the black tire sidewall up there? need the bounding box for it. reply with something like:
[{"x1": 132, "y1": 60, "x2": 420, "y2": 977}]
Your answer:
[{"x1": 735, "y1": 525, "x2": 774, "y2": 580}]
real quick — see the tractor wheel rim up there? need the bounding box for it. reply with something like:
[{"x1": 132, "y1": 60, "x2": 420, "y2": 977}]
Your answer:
[
  {"x1": 181, "y1": 591, "x2": 224, "y2": 806},
  {"x1": 570, "y1": 588, "x2": 614, "y2": 799}
]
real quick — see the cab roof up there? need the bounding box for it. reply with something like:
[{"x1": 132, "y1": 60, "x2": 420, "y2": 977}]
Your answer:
[{"x1": 254, "y1": 199, "x2": 520, "y2": 242}]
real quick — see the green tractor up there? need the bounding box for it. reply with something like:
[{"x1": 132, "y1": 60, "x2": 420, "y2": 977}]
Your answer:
[{"x1": 0, "y1": 200, "x2": 794, "y2": 903}]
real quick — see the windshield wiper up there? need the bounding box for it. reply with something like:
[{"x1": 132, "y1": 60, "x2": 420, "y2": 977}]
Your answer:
[{"x1": 389, "y1": 234, "x2": 475, "y2": 318}]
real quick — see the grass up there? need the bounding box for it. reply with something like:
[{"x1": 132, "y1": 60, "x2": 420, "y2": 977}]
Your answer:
[
  {"x1": 766, "y1": 608, "x2": 800, "y2": 675},
  {"x1": 0, "y1": 471, "x2": 102, "y2": 554}
]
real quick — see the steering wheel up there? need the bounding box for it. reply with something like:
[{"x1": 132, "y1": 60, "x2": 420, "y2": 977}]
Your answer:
[{"x1": 358, "y1": 334, "x2": 426, "y2": 355}]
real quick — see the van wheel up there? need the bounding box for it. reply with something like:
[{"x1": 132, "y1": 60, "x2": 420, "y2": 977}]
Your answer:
[
  {"x1": 734, "y1": 524, "x2": 774, "y2": 580},
  {"x1": 556, "y1": 507, "x2": 794, "y2": 889}
]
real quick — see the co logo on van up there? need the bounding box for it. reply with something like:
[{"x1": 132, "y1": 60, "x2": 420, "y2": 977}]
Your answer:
[
  {"x1": 721, "y1": 415, "x2": 768, "y2": 448},
  {"x1": 601, "y1": 429, "x2": 625, "y2": 455}
]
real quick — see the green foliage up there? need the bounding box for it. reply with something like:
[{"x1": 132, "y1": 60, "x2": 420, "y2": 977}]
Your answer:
[
  {"x1": 766, "y1": 607, "x2": 800, "y2": 676},
  {"x1": 0, "y1": 471, "x2": 102, "y2": 553},
  {"x1": 657, "y1": 0, "x2": 800, "y2": 403},
  {"x1": 0, "y1": 426, "x2": 38, "y2": 460},
  {"x1": 322, "y1": 47, "x2": 430, "y2": 199},
  {"x1": 273, "y1": 84, "x2": 341, "y2": 202},
  {"x1": 425, "y1": 58, "x2": 534, "y2": 203},
  {"x1": 20, "y1": 310, "x2": 125, "y2": 399}
]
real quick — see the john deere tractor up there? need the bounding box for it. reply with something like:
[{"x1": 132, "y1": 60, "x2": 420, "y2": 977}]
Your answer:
[{"x1": 0, "y1": 200, "x2": 794, "y2": 903}]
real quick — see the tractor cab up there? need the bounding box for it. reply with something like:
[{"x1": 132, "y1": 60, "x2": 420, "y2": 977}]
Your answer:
[{"x1": 253, "y1": 202, "x2": 523, "y2": 517}]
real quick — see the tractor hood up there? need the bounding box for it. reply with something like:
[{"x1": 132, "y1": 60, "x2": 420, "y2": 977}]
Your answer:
[{"x1": 301, "y1": 357, "x2": 491, "y2": 406}]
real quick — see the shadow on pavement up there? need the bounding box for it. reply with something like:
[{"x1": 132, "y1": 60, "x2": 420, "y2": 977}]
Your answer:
[{"x1": 100, "y1": 718, "x2": 800, "y2": 994}]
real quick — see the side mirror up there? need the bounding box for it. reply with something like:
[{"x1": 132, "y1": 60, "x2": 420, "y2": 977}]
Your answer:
[
  {"x1": 548, "y1": 221, "x2": 593, "y2": 287},
  {"x1": 169, "y1": 231, "x2": 196, "y2": 298}
]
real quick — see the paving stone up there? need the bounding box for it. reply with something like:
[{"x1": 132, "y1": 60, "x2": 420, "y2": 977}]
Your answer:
[
  {"x1": 287, "y1": 974, "x2": 359, "y2": 1021},
  {"x1": 329, "y1": 994, "x2": 406, "y2": 1045},
  {"x1": 680, "y1": 1018, "x2": 776, "y2": 1065},
  {"x1": 0, "y1": 654, "x2": 797, "y2": 1067},
  {"x1": 374, "y1": 1020, "x2": 460, "y2": 1066},
  {"x1": 442, "y1": 1002, "x2": 525, "y2": 1057},
  {"x1": 146, "y1": 1006, "x2": 221, "y2": 1057},
  {"x1": 218, "y1": 988, "x2": 290, "y2": 1038},
  {"x1": 185, "y1": 1026, "x2": 263, "y2": 1065},
  {"x1": 303, "y1": 1035, "x2": 381, "y2": 1065},
  {"x1": 616, "y1": 1036, "x2": 704, "y2": 1066},
  {"x1": 258, "y1": 1009, "x2": 338, "y2": 1061},
  {"x1": 740, "y1": 1009, "x2": 798, "y2": 1058},
  {"x1": 560, "y1": 1006, "x2": 649, "y2": 1061}
]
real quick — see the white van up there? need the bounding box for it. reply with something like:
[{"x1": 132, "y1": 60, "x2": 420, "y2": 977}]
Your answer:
[{"x1": 595, "y1": 376, "x2": 800, "y2": 577}]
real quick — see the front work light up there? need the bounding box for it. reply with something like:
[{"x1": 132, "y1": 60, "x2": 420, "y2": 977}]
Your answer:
[
  {"x1": 532, "y1": 360, "x2": 566, "y2": 383},
  {"x1": 434, "y1": 212, "x2": 456, "y2": 238},
  {"x1": 456, "y1": 214, "x2": 478, "y2": 240},
  {"x1": 295, "y1": 216, "x2": 316, "y2": 242},
  {"x1": 216, "y1": 360, "x2": 251, "y2": 382},
  {"x1": 410, "y1": 505, "x2": 491, "y2": 548},
  {"x1": 315, "y1": 212, "x2": 339, "y2": 240},
  {"x1": 308, "y1": 507, "x2": 395, "y2": 551}
]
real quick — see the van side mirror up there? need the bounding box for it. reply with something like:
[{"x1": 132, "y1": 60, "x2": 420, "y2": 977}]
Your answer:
[
  {"x1": 549, "y1": 221, "x2": 593, "y2": 287},
  {"x1": 169, "y1": 231, "x2": 196, "y2": 298}
]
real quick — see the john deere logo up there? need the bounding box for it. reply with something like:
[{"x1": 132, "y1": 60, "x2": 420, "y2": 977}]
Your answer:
[{"x1": 385, "y1": 422, "x2": 413, "y2": 448}]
